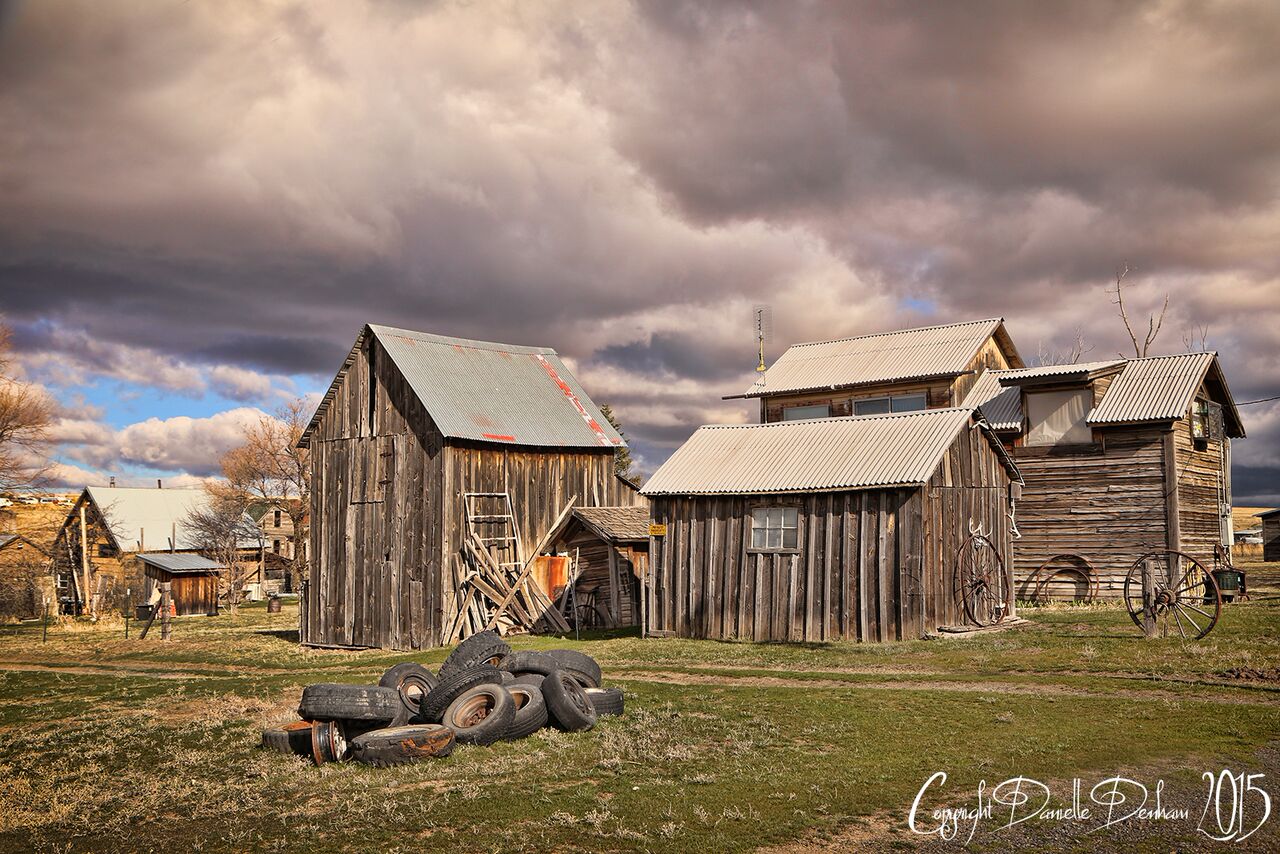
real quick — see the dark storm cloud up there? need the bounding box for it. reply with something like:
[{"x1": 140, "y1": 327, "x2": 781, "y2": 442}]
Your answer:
[{"x1": 0, "y1": 0, "x2": 1276, "y2": 497}]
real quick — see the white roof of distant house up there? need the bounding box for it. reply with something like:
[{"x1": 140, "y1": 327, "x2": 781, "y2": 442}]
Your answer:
[
  {"x1": 83, "y1": 486, "x2": 259, "y2": 552},
  {"x1": 738, "y1": 318, "x2": 1023, "y2": 399},
  {"x1": 641, "y1": 408, "x2": 1019, "y2": 496}
]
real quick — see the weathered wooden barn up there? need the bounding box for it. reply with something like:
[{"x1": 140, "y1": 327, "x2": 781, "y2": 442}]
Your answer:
[
  {"x1": 298, "y1": 324, "x2": 641, "y2": 650},
  {"x1": 137, "y1": 553, "x2": 222, "y2": 617},
  {"x1": 640, "y1": 409, "x2": 1022, "y2": 643},
  {"x1": 964, "y1": 352, "x2": 1245, "y2": 595},
  {"x1": 0, "y1": 533, "x2": 51, "y2": 619},
  {"x1": 544, "y1": 505, "x2": 650, "y2": 629},
  {"x1": 730, "y1": 318, "x2": 1023, "y2": 423},
  {"x1": 1259, "y1": 509, "x2": 1280, "y2": 562}
]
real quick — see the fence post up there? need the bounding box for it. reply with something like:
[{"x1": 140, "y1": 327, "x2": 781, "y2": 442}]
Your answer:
[
  {"x1": 1141, "y1": 558, "x2": 1157, "y2": 638},
  {"x1": 160, "y1": 582, "x2": 172, "y2": 641}
]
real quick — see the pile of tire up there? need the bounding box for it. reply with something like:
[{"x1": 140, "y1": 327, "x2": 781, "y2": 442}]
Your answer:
[{"x1": 260, "y1": 630, "x2": 624, "y2": 767}]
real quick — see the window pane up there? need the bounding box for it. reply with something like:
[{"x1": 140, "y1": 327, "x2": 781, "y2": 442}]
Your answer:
[
  {"x1": 768, "y1": 507, "x2": 785, "y2": 528},
  {"x1": 782, "y1": 507, "x2": 799, "y2": 529},
  {"x1": 752, "y1": 508, "x2": 768, "y2": 527},
  {"x1": 1026, "y1": 390, "x2": 1092, "y2": 446},
  {"x1": 751, "y1": 526, "x2": 768, "y2": 549},
  {"x1": 782, "y1": 527, "x2": 799, "y2": 549},
  {"x1": 767, "y1": 528, "x2": 782, "y2": 549},
  {"x1": 854, "y1": 397, "x2": 891, "y2": 416},
  {"x1": 891, "y1": 393, "x2": 928, "y2": 413},
  {"x1": 782, "y1": 404, "x2": 830, "y2": 421}
]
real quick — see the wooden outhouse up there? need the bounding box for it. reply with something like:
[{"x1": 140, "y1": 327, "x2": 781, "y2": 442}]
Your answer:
[
  {"x1": 965, "y1": 352, "x2": 1245, "y2": 595},
  {"x1": 298, "y1": 324, "x2": 642, "y2": 650},
  {"x1": 640, "y1": 408, "x2": 1021, "y2": 643},
  {"x1": 137, "y1": 553, "x2": 222, "y2": 617},
  {"x1": 544, "y1": 505, "x2": 650, "y2": 629}
]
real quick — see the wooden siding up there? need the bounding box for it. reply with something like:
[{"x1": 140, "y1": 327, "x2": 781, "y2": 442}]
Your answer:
[
  {"x1": 953, "y1": 335, "x2": 1017, "y2": 406},
  {"x1": 1263, "y1": 517, "x2": 1280, "y2": 562},
  {"x1": 1172, "y1": 403, "x2": 1230, "y2": 562},
  {"x1": 144, "y1": 566, "x2": 218, "y2": 616},
  {"x1": 647, "y1": 424, "x2": 1013, "y2": 643}
]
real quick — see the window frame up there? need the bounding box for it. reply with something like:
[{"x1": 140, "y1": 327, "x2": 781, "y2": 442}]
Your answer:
[
  {"x1": 747, "y1": 503, "x2": 802, "y2": 554},
  {"x1": 853, "y1": 396, "x2": 892, "y2": 416},
  {"x1": 781, "y1": 403, "x2": 832, "y2": 421},
  {"x1": 1024, "y1": 388, "x2": 1094, "y2": 447}
]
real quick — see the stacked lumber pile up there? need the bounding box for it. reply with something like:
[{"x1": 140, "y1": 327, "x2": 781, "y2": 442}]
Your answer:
[{"x1": 446, "y1": 502, "x2": 574, "y2": 643}]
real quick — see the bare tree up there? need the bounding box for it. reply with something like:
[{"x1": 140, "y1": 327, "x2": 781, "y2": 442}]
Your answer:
[
  {"x1": 218, "y1": 399, "x2": 311, "y2": 589},
  {"x1": 1109, "y1": 265, "x2": 1169, "y2": 358},
  {"x1": 1183, "y1": 323, "x2": 1211, "y2": 353},
  {"x1": 184, "y1": 485, "x2": 260, "y2": 614},
  {"x1": 0, "y1": 324, "x2": 52, "y2": 491},
  {"x1": 1033, "y1": 327, "x2": 1094, "y2": 366}
]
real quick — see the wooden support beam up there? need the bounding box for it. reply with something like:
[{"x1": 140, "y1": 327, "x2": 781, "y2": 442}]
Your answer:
[{"x1": 485, "y1": 499, "x2": 576, "y2": 632}]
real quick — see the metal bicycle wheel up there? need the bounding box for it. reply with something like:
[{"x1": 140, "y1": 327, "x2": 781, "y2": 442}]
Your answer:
[
  {"x1": 1123, "y1": 550, "x2": 1221, "y2": 640},
  {"x1": 954, "y1": 535, "x2": 1010, "y2": 627}
]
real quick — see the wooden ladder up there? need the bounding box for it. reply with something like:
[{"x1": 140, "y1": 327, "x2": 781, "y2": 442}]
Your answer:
[{"x1": 463, "y1": 492, "x2": 525, "y2": 571}]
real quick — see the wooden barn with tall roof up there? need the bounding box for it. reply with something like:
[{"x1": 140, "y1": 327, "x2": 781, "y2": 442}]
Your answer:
[{"x1": 298, "y1": 324, "x2": 642, "y2": 650}]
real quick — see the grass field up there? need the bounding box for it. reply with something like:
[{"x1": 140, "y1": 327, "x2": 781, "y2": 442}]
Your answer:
[{"x1": 1, "y1": 562, "x2": 1278, "y2": 853}]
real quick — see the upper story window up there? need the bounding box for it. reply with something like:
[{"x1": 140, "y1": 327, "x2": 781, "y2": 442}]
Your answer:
[
  {"x1": 782, "y1": 403, "x2": 831, "y2": 421},
  {"x1": 273, "y1": 509, "x2": 282, "y2": 527},
  {"x1": 750, "y1": 507, "x2": 799, "y2": 551},
  {"x1": 853, "y1": 392, "x2": 928, "y2": 416},
  {"x1": 1025, "y1": 389, "x2": 1093, "y2": 446}
]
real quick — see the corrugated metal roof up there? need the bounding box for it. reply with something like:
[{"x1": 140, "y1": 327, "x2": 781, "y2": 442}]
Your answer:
[
  {"x1": 84, "y1": 487, "x2": 259, "y2": 551},
  {"x1": 997, "y1": 360, "x2": 1124, "y2": 381},
  {"x1": 573, "y1": 506, "x2": 650, "y2": 542},
  {"x1": 961, "y1": 370, "x2": 1023, "y2": 431},
  {"x1": 1087, "y1": 352, "x2": 1216, "y2": 426},
  {"x1": 641, "y1": 408, "x2": 982, "y2": 495},
  {"x1": 303, "y1": 325, "x2": 622, "y2": 449},
  {"x1": 741, "y1": 318, "x2": 1020, "y2": 398},
  {"x1": 136, "y1": 552, "x2": 226, "y2": 573}
]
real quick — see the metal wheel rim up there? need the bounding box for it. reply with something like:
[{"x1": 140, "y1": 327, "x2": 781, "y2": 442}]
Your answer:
[
  {"x1": 452, "y1": 692, "x2": 496, "y2": 728},
  {"x1": 954, "y1": 535, "x2": 1009, "y2": 627},
  {"x1": 1123, "y1": 550, "x2": 1222, "y2": 640}
]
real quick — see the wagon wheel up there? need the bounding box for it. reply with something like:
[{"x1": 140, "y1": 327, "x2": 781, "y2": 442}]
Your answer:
[
  {"x1": 954, "y1": 535, "x2": 1009, "y2": 627},
  {"x1": 1028, "y1": 554, "x2": 1099, "y2": 605},
  {"x1": 1123, "y1": 551, "x2": 1221, "y2": 640},
  {"x1": 574, "y1": 603, "x2": 610, "y2": 630}
]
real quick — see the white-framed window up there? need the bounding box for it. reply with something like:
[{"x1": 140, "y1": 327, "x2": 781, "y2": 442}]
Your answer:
[
  {"x1": 782, "y1": 403, "x2": 831, "y2": 421},
  {"x1": 1025, "y1": 389, "x2": 1093, "y2": 446},
  {"x1": 853, "y1": 392, "x2": 928, "y2": 416},
  {"x1": 750, "y1": 506, "x2": 799, "y2": 551}
]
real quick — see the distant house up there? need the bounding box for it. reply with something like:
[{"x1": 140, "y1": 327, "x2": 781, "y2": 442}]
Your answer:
[
  {"x1": 731, "y1": 318, "x2": 1023, "y2": 423},
  {"x1": 299, "y1": 324, "x2": 642, "y2": 650},
  {"x1": 964, "y1": 352, "x2": 1244, "y2": 594},
  {"x1": 50, "y1": 486, "x2": 261, "y2": 616},
  {"x1": 1259, "y1": 509, "x2": 1280, "y2": 562},
  {"x1": 137, "y1": 553, "x2": 223, "y2": 617},
  {"x1": 0, "y1": 533, "x2": 51, "y2": 619},
  {"x1": 247, "y1": 499, "x2": 305, "y2": 595},
  {"x1": 641, "y1": 409, "x2": 1021, "y2": 642}
]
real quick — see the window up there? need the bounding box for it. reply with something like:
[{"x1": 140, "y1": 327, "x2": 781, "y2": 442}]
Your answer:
[
  {"x1": 852, "y1": 392, "x2": 927, "y2": 416},
  {"x1": 272, "y1": 539, "x2": 281, "y2": 555},
  {"x1": 1025, "y1": 390, "x2": 1092, "y2": 446},
  {"x1": 273, "y1": 509, "x2": 282, "y2": 528},
  {"x1": 97, "y1": 543, "x2": 116, "y2": 558},
  {"x1": 782, "y1": 403, "x2": 830, "y2": 421},
  {"x1": 750, "y1": 507, "x2": 799, "y2": 551}
]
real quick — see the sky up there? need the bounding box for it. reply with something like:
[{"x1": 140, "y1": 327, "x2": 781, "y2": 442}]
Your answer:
[{"x1": 0, "y1": 0, "x2": 1277, "y2": 503}]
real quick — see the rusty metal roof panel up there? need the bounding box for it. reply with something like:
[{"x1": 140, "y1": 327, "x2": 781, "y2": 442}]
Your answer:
[
  {"x1": 961, "y1": 370, "x2": 1023, "y2": 431},
  {"x1": 641, "y1": 408, "x2": 978, "y2": 495},
  {"x1": 742, "y1": 318, "x2": 1015, "y2": 398},
  {"x1": 367, "y1": 325, "x2": 623, "y2": 449},
  {"x1": 1087, "y1": 352, "x2": 1215, "y2": 426}
]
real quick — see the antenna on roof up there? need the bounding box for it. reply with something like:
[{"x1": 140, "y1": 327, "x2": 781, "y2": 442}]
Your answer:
[{"x1": 752, "y1": 304, "x2": 772, "y2": 373}]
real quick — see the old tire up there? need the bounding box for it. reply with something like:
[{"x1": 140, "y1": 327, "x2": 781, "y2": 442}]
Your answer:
[
  {"x1": 543, "y1": 670, "x2": 597, "y2": 732},
  {"x1": 511, "y1": 672, "x2": 545, "y2": 689},
  {"x1": 547, "y1": 650, "x2": 603, "y2": 688},
  {"x1": 261, "y1": 721, "x2": 314, "y2": 756},
  {"x1": 417, "y1": 664, "x2": 503, "y2": 724},
  {"x1": 379, "y1": 663, "x2": 438, "y2": 718},
  {"x1": 298, "y1": 684, "x2": 402, "y2": 724},
  {"x1": 504, "y1": 683, "x2": 549, "y2": 740},
  {"x1": 349, "y1": 724, "x2": 456, "y2": 767},
  {"x1": 584, "y1": 687, "x2": 624, "y2": 717},
  {"x1": 500, "y1": 650, "x2": 561, "y2": 678},
  {"x1": 439, "y1": 630, "x2": 511, "y2": 677},
  {"x1": 442, "y1": 684, "x2": 516, "y2": 746}
]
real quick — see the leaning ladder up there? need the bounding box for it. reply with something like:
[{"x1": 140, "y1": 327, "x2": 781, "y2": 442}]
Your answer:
[{"x1": 462, "y1": 492, "x2": 525, "y2": 574}]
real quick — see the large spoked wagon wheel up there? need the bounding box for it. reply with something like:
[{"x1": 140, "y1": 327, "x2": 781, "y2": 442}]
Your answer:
[
  {"x1": 1027, "y1": 554, "x2": 1099, "y2": 605},
  {"x1": 1123, "y1": 550, "x2": 1221, "y2": 640},
  {"x1": 954, "y1": 535, "x2": 1010, "y2": 627}
]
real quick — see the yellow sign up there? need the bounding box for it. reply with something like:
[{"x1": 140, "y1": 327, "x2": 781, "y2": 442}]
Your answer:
[{"x1": 648, "y1": 523, "x2": 668, "y2": 537}]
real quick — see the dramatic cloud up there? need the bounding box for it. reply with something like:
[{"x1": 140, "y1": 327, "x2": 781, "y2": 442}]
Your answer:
[{"x1": 0, "y1": 1, "x2": 1276, "y2": 499}]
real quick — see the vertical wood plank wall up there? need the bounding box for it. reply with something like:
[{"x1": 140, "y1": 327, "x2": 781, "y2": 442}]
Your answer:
[
  {"x1": 647, "y1": 425, "x2": 1013, "y2": 642},
  {"x1": 1172, "y1": 406, "x2": 1230, "y2": 561}
]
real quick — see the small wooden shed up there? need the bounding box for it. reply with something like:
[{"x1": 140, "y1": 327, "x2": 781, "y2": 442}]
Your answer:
[
  {"x1": 641, "y1": 408, "x2": 1021, "y2": 643},
  {"x1": 544, "y1": 506, "x2": 650, "y2": 629},
  {"x1": 137, "y1": 553, "x2": 222, "y2": 617},
  {"x1": 1260, "y1": 509, "x2": 1280, "y2": 562}
]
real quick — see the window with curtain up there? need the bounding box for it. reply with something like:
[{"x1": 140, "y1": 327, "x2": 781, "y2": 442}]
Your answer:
[
  {"x1": 750, "y1": 507, "x2": 799, "y2": 550},
  {"x1": 1025, "y1": 389, "x2": 1093, "y2": 446}
]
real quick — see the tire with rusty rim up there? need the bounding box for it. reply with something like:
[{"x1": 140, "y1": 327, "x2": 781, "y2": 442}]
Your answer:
[
  {"x1": 442, "y1": 684, "x2": 516, "y2": 746},
  {"x1": 542, "y1": 670, "x2": 597, "y2": 732},
  {"x1": 298, "y1": 683, "x2": 403, "y2": 724},
  {"x1": 417, "y1": 664, "x2": 503, "y2": 724},
  {"x1": 503, "y1": 683, "x2": 548, "y2": 740},
  {"x1": 379, "y1": 663, "x2": 438, "y2": 718},
  {"x1": 309, "y1": 719, "x2": 348, "y2": 764},
  {"x1": 439, "y1": 630, "x2": 511, "y2": 678},
  {"x1": 261, "y1": 720, "x2": 314, "y2": 756},
  {"x1": 584, "y1": 687, "x2": 623, "y2": 717},
  {"x1": 349, "y1": 724, "x2": 456, "y2": 767},
  {"x1": 546, "y1": 650, "x2": 602, "y2": 688}
]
